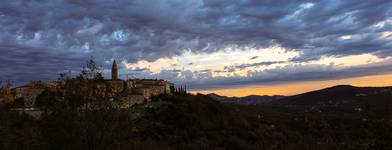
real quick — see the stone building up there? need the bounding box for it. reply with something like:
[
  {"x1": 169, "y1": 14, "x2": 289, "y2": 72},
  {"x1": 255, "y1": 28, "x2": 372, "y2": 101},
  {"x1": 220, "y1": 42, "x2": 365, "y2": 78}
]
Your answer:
[
  {"x1": 12, "y1": 81, "x2": 48, "y2": 107},
  {"x1": 107, "y1": 78, "x2": 174, "y2": 108},
  {"x1": 90, "y1": 60, "x2": 175, "y2": 107}
]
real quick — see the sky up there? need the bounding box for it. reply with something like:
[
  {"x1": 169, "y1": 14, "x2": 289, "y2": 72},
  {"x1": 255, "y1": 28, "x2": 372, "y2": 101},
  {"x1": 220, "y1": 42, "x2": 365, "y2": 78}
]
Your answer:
[{"x1": 0, "y1": 0, "x2": 392, "y2": 96}]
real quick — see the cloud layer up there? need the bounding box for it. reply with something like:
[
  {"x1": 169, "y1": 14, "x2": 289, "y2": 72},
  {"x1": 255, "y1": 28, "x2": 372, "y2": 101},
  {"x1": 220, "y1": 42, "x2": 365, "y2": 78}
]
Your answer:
[{"x1": 0, "y1": 0, "x2": 391, "y2": 89}]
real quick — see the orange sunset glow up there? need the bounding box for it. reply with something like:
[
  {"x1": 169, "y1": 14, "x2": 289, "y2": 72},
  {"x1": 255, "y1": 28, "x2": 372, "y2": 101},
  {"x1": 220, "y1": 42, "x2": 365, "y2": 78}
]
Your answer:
[{"x1": 193, "y1": 73, "x2": 392, "y2": 97}]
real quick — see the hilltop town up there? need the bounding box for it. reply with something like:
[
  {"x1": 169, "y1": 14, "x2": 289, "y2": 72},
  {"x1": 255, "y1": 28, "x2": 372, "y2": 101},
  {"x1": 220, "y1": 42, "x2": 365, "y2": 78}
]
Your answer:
[{"x1": 0, "y1": 60, "x2": 181, "y2": 110}]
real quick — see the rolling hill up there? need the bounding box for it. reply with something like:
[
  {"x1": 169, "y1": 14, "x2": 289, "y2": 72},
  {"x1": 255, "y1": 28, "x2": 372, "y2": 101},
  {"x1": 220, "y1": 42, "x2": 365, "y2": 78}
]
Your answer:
[
  {"x1": 208, "y1": 93, "x2": 285, "y2": 105},
  {"x1": 210, "y1": 85, "x2": 392, "y2": 107},
  {"x1": 272, "y1": 85, "x2": 392, "y2": 106},
  {"x1": 2, "y1": 85, "x2": 392, "y2": 149}
]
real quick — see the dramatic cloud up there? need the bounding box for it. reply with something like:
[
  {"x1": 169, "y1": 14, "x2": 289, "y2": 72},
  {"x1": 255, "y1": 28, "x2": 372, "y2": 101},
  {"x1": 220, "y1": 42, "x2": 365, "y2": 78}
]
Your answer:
[{"x1": 0, "y1": 0, "x2": 391, "y2": 89}]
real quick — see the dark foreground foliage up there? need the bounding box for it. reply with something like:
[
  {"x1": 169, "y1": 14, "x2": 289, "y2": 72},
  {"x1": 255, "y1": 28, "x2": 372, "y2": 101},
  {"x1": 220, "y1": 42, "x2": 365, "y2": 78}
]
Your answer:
[{"x1": 1, "y1": 94, "x2": 392, "y2": 150}]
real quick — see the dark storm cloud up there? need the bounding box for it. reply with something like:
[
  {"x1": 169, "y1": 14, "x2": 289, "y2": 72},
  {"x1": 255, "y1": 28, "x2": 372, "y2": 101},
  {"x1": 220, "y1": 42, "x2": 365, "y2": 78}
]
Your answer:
[
  {"x1": 250, "y1": 56, "x2": 259, "y2": 60},
  {"x1": 0, "y1": 45, "x2": 87, "y2": 85},
  {"x1": 231, "y1": 61, "x2": 287, "y2": 70},
  {"x1": 0, "y1": 0, "x2": 391, "y2": 87}
]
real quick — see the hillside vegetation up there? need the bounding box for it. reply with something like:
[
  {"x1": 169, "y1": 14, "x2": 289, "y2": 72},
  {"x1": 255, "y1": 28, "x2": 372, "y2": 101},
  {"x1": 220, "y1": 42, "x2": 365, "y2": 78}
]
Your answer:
[{"x1": 1, "y1": 88, "x2": 392, "y2": 150}]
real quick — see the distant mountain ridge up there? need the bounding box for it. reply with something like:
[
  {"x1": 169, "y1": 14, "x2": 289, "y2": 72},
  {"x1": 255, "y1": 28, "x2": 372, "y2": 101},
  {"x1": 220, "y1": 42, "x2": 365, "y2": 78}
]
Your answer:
[
  {"x1": 208, "y1": 93, "x2": 285, "y2": 105},
  {"x1": 209, "y1": 85, "x2": 392, "y2": 105},
  {"x1": 272, "y1": 85, "x2": 392, "y2": 106}
]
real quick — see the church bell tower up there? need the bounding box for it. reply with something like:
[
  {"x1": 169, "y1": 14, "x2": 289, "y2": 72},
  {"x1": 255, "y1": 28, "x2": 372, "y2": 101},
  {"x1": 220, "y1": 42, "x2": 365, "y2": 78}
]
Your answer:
[{"x1": 112, "y1": 60, "x2": 118, "y2": 80}]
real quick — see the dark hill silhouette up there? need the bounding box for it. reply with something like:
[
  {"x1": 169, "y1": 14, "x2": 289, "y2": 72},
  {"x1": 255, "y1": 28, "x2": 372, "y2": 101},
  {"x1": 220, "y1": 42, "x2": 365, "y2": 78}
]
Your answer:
[
  {"x1": 272, "y1": 85, "x2": 392, "y2": 106},
  {"x1": 2, "y1": 85, "x2": 392, "y2": 149},
  {"x1": 210, "y1": 85, "x2": 392, "y2": 106},
  {"x1": 208, "y1": 93, "x2": 285, "y2": 105}
]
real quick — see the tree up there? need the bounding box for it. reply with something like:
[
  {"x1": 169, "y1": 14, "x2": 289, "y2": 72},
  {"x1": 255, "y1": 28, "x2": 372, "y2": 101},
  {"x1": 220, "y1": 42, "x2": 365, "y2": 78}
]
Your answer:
[
  {"x1": 81, "y1": 57, "x2": 103, "y2": 80},
  {"x1": 2, "y1": 80, "x2": 14, "y2": 104}
]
